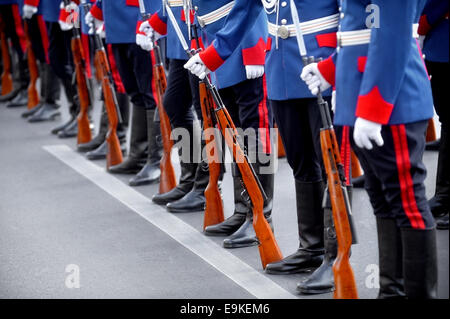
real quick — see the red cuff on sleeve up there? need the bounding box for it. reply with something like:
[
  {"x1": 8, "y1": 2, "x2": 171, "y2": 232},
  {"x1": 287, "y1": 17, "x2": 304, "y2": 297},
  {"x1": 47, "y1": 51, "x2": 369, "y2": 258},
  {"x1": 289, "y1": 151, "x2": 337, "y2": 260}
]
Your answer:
[
  {"x1": 418, "y1": 15, "x2": 431, "y2": 36},
  {"x1": 90, "y1": 4, "x2": 103, "y2": 21},
  {"x1": 126, "y1": 0, "x2": 139, "y2": 6},
  {"x1": 317, "y1": 56, "x2": 336, "y2": 87},
  {"x1": 24, "y1": 0, "x2": 40, "y2": 6},
  {"x1": 316, "y1": 32, "x2": 337, "y2": 48},
  {"x1": 199, "y1": 45, "x2": 225, "y2": 72},
  {"x1": 149, "y1": 13, "x2": 167, "y2": 36},
  {"x1": 355, "y1": 86, "x2": 394, "y2": 124},
  {"x1": 242, "y1": 38, "x2": 266, "y2": 66}
]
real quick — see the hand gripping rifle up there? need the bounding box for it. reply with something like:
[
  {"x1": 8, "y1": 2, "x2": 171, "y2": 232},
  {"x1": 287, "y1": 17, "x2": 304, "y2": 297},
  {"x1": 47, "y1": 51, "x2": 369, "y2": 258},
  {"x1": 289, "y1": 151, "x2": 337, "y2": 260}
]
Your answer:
[
  {"x1": 63, "y1": 0, "x2": 92, "y2": 145},
  {"x1": 290, "y1": 0, "x2": 358, "y2": 299},
  {"x1": 187, "y1": 25, "x2": 225, "y2": 230},
  {"x1": 138, "y1": 0, "x2": 177, "y2": 194},
  {"x1": 166, "y1": 4, "x2": 282, "y2": 268},
  {"x1": 81, "y1": 0, "x2": 123, "y2": 169},
  {"x1": 23, "y1": 21, "x2": 40, "y2": 109},
  {"x1": 0, "y1": 18, "x2": 13, "y2": 96}
]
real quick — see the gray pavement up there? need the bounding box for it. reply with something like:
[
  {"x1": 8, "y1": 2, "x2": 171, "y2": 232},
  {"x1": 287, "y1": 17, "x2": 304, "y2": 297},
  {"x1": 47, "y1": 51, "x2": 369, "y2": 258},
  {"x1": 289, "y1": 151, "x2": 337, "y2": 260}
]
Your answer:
[{"x1": 0, "y1": 95, "x2": 448, "y2": 299}]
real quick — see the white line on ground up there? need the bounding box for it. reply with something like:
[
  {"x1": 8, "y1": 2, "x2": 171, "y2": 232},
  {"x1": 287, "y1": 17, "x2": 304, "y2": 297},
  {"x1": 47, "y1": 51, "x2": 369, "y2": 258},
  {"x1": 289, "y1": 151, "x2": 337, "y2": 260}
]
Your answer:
[{"x1": 43, "y1": 144, "x2": 297, "y2": 299}]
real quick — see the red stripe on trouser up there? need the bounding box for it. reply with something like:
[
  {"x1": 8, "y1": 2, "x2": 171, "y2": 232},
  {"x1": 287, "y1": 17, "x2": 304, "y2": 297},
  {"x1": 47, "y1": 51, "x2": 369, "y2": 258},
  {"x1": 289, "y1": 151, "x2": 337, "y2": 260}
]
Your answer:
[
  {"x1": 391, "y1": 125, "x2": 426, "y2": 229},
  {"x1": 258, "y1": 75, "x2": 271, "y2": 154},
  {"x1": 81, "y1": 33, "x2": 92, "y2": 79},
  {"x1": 149, "y1": 50, "x2": 158, "y2": 107},
  {"x1": 11, "y1": 4, "x2": 27, "y2": 54},
  {"x1": 106, "y1": 44, "x2": 126, "y2": 94},
  {"x1": 340, "y1": 125, "x2": 351, "y2": 185},
  {"x1": 36, "y1": 15, "x2": 50, "y2": 64}
]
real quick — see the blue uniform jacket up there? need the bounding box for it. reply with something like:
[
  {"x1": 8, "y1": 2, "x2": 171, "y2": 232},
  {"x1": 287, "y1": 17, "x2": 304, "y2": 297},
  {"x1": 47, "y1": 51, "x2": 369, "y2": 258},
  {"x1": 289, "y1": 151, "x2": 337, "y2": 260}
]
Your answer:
[
  {"x1": 192, "y1": 0, "x2": 268, "y2": 90},
  {"x1": 197, "y1": 0, "x2": 339, "y2": 101},
  {"x1": 419, "y1": 0, "x2": 449, "y2": 63},
  {"x1": 318, "y1": 0, "x2": 433, "y2": 126},
  {"x1": 93, "y1": 0, "x2": 159, "y2": 44},
  {"x1": 148, "y1": 1, "x2": 191, "y2": 61}
]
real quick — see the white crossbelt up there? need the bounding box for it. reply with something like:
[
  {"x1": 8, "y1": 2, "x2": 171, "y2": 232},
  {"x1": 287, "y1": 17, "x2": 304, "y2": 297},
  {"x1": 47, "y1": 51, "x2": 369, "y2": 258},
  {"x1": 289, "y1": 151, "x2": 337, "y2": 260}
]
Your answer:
[
  {"x1": 167, "y1": 0, "x2": 183, "y2": 7},
  {"x1": 197, "y1": 1, "x2": 235, "y2": 27},
  {"x1": 268, "y1": 13, "x2": 339, "y2": 39},
  {"x1": 338, "y1": 24, "x2": 421, "y2": 47}
]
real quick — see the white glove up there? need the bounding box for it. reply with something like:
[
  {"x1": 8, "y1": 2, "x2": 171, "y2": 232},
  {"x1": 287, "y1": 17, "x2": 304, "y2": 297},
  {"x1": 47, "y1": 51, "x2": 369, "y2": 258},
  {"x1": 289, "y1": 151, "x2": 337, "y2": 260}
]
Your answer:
[
  {"x1": 331, "y1": 89, "x2": 336, "y2": 113},
  {"x1": 23, "y1": 5, "x2": 38, "y2": 19},
  {"x1": 96, "y1": 22, "x2": 105, "y2": 39},
  {"x1": 353, "y1": 117, "x2": 384, "y2": 150},
  {"x1": 136, "y1": 33, "x2": 154, "y2": 51},
  {"x1": 245, "y1": 65, "x2": 264, "y2": 79},
  {"x1": 300, "y1": 62, "x2": 331, "y2": 96},
  {"x1": 184, "y1": 54, "x2": 211, "y2": 80},
  {"x1": 138, "y1": 21, "x2": 162, "y2": 41}
]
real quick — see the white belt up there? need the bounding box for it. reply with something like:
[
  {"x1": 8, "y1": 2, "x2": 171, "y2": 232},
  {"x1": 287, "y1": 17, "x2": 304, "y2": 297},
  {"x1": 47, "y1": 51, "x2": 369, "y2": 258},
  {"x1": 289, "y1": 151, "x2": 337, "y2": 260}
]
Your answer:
[
  {"x1": 197, "y1": 1, "x2": 235, "y2": 28},
  {"x1": 268, "y1": 13, "x2": 339, "y2": 39},
  {"x1": 338, "y1": 24, "x2": 420, "y2": 47},
  {"x1": 167, "y1": 0, "x2": 183, "y2": 7}
]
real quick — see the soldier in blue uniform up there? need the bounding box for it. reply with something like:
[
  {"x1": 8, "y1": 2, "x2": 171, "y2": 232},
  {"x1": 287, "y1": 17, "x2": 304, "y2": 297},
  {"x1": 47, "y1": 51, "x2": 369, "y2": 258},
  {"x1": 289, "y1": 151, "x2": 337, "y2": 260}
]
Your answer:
[
  {"x1": 136, "y1": 1, "x2": 211, "y2": 213},
  {"x1": 302, "y1": 0, "x2": 438, "y2": 298},
  {"x1": 418, "y1": 0, "x2": 449, "y2": 230},
  {"x1": 18, "y1": 0, "x2": 62, "y2": 119},
  {"x1": 23, "y1": 0, "x2": 80, "y2": 141},
  {"x1": 88, "y1": 0, "x2": 162, "y2": 187},
  {"x1": 184, "y1": 1, "x2": 275, "y2": 249},
  {"x1": 0, "y1": 0, "x2": 29, "y2": 106},
  {"x1": 184, "y1": 0, "x2": 343, "y2": 294}
]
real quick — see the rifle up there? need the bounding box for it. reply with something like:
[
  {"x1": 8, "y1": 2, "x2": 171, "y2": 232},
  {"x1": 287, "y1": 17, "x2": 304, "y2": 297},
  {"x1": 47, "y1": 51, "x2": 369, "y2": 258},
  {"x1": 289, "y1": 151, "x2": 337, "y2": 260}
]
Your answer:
[
  {"x1": 63, "y1": 0, "x2": 92, "y2": 145},
  {"x1": 23, "y1": 21, "x2": 40, "y2": 109},
  {"x1": 0, "y1": 19, "x2": 13, "y2": 96},
  {"x1": 199, "y1": 82, "x2": 225, "y2": 229},
  {"x1": 81, "y1": 1, "x2": 123, "y2": 169},
  {"x1": 188, "y1": 24, "x2": 225, "y2": 230},
  {"x1": 290, "y1": 0, "x2": 358, "y2": 298},
  {"x1": 165, "y1": 3, "x2": 282, "y2": 267},
  {"x1": 138, "y1": 0, "x2": 177, "y2": 194},
  {"x1": 426, "y1": 118, "x2": 437, "y2": 143}
]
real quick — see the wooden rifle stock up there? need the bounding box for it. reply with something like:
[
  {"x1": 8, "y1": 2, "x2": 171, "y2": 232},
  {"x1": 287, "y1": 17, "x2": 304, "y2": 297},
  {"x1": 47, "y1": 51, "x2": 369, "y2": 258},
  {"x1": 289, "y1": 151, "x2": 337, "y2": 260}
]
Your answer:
[
  {"x1": 71, "y1": 34, "x2": 92, "y2": 144},
  {"x1": 0, "y1": 20, "x2": 13, "y2": 96},
  {"x1": 152, "y1": 44, "x2": 177, "y2": 194},
  {"x1": 204, "y1": 81, "x2": 282, "y2": 268},
  {"x1": 426, "y1": 118, "x2": 437, "y2": 143},
  {"x1": 199, "y1": 82, "x2": 224, "y2": 229},
  {"x1": 23, "y1": 22, "x2": 39, "y2": 109},
  {"x1": 95, "y1": 49, "x2": 123, "y2": 169}
]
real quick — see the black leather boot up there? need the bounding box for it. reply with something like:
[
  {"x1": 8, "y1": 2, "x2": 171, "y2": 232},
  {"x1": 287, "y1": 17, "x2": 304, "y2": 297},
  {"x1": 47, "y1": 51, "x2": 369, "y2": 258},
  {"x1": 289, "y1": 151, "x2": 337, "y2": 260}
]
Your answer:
[
  {"x1": 108, "y1": 105, "x2": 148, "y2": 174},
  {"x1": 129, "y1": 108, "x2": 162, "y2": 186},
  {"x1": 428, "y1": 128, "x2": 449, "y2": 218},
  {"x1": 204, "y1": 169, "x2": 248, "y2": 236},
  {"x1": 27, "y1": 63, "x2": 61, "y2": 122},
  {"x1": 57, "y1": 115, "x2": 78, "y2": 138},
  {"x1": 55, "y1": 78, "x2": 79, "y2": 137},
  {"x1": 223, "y1": 155, "x2": 275, "y2": 249},
  {"x1": 375, "y1": 218, "x2": 406, "y2": 299},
  {"x1": 78, "y1": 106, "x2": 108, "y2": 152},
  {"x1": 6, "y1": 89, "x2": 28, "y2": 107},
  {"x1": 86, "y1": 140, "x2": 107, "y2": 160},
  {"x1": 265, "y1": 181, "x2": 325, "y2": 274},
  {"x1": 401, "y1": 228, "x2": 438, "y2": 299},
  {"x1": 166, "y1": 160, "x2": 209, "y2": 213}
]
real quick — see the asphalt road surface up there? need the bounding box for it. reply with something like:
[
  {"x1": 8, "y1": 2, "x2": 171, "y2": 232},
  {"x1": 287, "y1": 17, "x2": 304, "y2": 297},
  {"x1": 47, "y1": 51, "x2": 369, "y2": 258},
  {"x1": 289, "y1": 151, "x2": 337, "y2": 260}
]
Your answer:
[{"x1": 0, "y1": 93, "x2": 448, "y2": 300}]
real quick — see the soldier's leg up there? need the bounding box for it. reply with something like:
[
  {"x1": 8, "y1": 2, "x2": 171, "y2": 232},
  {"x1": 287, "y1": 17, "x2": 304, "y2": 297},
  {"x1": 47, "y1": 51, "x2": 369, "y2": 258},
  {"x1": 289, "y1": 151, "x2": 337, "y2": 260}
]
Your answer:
[
  {"x1": 355, "y1": 121, "x2": 437, "y2": 299},
  {"x1": 152, "y1": 59, "x2": 199, "y2": 205},
  {"x1": 265, "y1": 98, "x2": 325, "y2": 274},
  {"x1": 426, "y1": 60, "x2": 449, "y2": 227}
]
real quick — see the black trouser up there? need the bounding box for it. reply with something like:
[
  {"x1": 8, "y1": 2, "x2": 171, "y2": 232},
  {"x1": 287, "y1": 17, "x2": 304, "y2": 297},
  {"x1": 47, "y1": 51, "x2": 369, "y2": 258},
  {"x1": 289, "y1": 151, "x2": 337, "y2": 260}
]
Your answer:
[
  {"x1": 219, "y1": 77, "x2": 273, "y2": 157},
  {"x1": 47, "y1": 22, "x2": 74, "y2": 83},
  {"x1": 0, "y1": 4, "x2": 28, "y2": 88},
  {"x1": 426, "y1": 60, "x2": 449, "y2": 130},
  {"x1": 270, "y1": 97, "x2": 330, "y2": 182},
  {"x1": 163, "y1": 59, "x2": 201, "y2": 127},
  {"x1": 352, "y1": 121, "x2": 435, "y2": 229},
  {"x1": 26, "y1": 15, "x2": 47, "y2": 64},
  {"x1": 111, "y1": 43, "x2": 157, "y2": 110}
]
